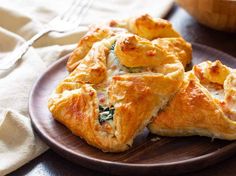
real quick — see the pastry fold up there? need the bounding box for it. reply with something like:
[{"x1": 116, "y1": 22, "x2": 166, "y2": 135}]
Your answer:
[
  {"x1": 110, "y1": 14, "x2": 180, "y2": 39},
  {"x1": 48, "y1": 32, "x2": 186, "y2": 152},
  {"x1": 149, "y1": 60, "x2": 236, "y2": 140},
  {"x1": 66, "y1": 26, "x2": 114, "y2": 72},
  {"x1": 67, "y1": 14, "x2": 192, "y2": 73},
  {"x1": 48, "y1": 14, "x2": 193, "y2": 152}
]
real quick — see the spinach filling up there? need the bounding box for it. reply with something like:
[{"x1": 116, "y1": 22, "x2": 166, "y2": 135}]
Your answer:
[
  {"x1": 109, "y1": 43, "x2": 144, "y2": 73},
  {"x1": 99, "y1": 105, "x2": 115, "y2": 124},
  {"x1": 110, "y1": 42, "x2": 116, "y2": 51}
]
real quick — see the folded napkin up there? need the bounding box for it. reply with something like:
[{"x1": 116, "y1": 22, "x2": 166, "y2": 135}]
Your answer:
[{"x1": 0, "y1": 0, "x2": 173, "y2": 175}]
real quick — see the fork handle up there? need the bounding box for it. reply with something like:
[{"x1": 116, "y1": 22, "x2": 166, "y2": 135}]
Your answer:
[{"x1": 0, "y1": 28, "x2": 52, "y2": 70}]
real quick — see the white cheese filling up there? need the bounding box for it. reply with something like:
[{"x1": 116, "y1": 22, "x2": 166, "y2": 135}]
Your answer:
[{"x1": 204, "y1": 84, "x2": 225, "y2": 101}]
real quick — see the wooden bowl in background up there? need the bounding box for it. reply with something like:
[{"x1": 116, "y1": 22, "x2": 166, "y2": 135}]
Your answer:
[{"x1": 176, "y1": 0, "x2": 236, "y2": 32}]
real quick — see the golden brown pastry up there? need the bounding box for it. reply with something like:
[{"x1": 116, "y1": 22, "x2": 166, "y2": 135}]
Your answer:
[
  {"x1": 149, "y1": 60, "x2": 236, "y2": 140},
  {"x1": 109, "y1": 14, "x2": 180, "y2": 40},
  {"x1": 152, "y1": 38, "x2": 192, "y2": 68},
  {"x1": 110, "y1": 14, "x2": 192, "y2": 67},
  {"x1": 48, "y1": 14, "x2": 193, "y2": 152},
  {"x1": 48, "y1": 33, "x2": 185, "y2": 152},
  {"x1": 67, "y1": 14, "x2": 192, "y2": 73},
  {"x1": 66, "y1": 26, "x2": 114, "y2": 72}
]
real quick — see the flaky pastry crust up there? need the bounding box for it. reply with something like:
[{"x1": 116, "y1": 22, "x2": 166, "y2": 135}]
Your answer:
[
  {"x1": 48, "y1": 14, "x2": 192, "y2": 152},
  {"x1": 67, "y1": 14, "x2": 192, "y2": 73},
  {"x1": 149, "y1": 60, "x2": 236, "y2": 140},
  {"x1": 66, "y1": 26, "x2": 114, "y2": 72}
]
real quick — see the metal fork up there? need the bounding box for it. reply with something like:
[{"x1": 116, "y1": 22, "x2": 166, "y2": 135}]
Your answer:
[{"x1": 0, "y1": 0, "x2": 93, "y2": 70}]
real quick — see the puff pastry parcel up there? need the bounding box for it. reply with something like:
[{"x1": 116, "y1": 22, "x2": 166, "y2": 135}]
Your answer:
[
  {"x1": 67, "y1": 14, "x2": 192, "y2": 72},
  {"x1": 48, "y1": 14, "x2": 191, "y2": 152},
  {"x1": 149, "y1": 60, "x2": 236, "y2": 140}
]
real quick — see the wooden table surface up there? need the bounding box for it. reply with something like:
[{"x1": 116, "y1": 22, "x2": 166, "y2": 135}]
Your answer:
[{"x1": 10, "y1": 5, "x2": 236, "y2": 176}]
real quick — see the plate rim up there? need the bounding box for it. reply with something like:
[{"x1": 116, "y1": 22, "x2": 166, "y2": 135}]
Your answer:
[{"x1": 29, "y1": 42, "x2": 236, "y2": 174}]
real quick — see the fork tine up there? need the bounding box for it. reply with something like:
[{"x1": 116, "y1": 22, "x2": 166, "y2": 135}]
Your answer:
[
  {"x1": 60, "y1": 0, "x2": 77, "y2": 19},
  {"x1": 64, "y1": 0, "x2": 86, "y2": 23},
  {"x1": 68, "y1": 0, "x2": 85, "y2": 21},
  {"x1": 62, "y1": 0, "x2": 83, "y2": 22},
  {"x1": 67, "y1": 0, "x2": 93, "y2": 26},
  {"x1": 74, "y1": 0, "x2": 93, "y2": 26}
]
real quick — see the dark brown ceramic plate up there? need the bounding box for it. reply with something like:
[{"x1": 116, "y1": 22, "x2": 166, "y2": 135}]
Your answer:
[{"x1": 29, "y1": 43, "x2": 236, "y2": 176}]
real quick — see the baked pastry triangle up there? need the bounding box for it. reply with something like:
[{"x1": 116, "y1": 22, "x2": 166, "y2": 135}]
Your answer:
[
  {"x1": 109, "y1": 14, "x2": 180, "y2": 39},
  {"x1": 67, "y1": 14, "x2": 192, "y2": 73},
  {"x1": 48, "y1": 14, "x2": 192, "y2": 152},
  {"x1": 48, "y1": 33, "x2": 186, "y2": 152},
  {"x1": 66, "y1": 26, "x2": 114, "y2": 72},
  {"x1": 149, "y1": 60, "x2": 236, "y2": 140}
]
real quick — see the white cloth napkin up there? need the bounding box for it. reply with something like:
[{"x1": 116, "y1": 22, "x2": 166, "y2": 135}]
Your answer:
[{"x1": 0, "y1": 0, "x2": 173, "y2": 175}]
